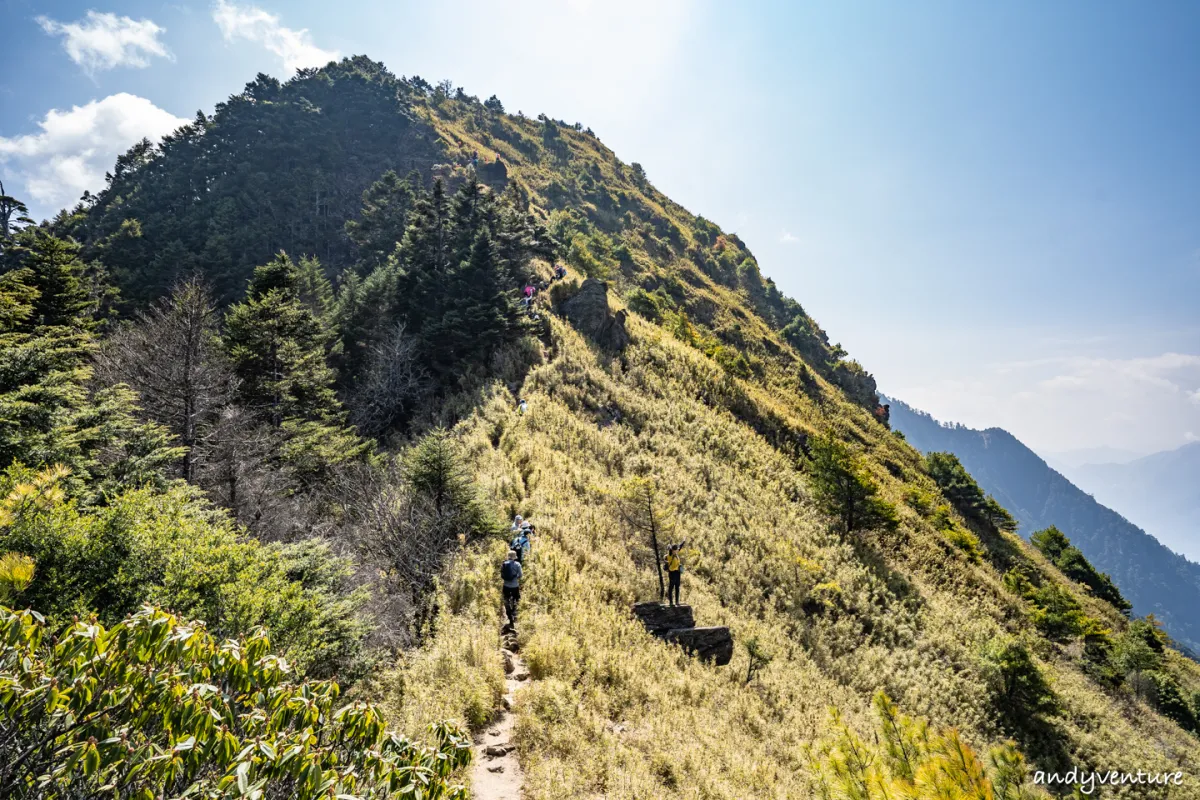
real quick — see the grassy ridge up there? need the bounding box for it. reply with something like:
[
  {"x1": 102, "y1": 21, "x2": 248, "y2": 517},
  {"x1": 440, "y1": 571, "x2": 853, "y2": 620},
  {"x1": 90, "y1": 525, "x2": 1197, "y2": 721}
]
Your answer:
[{"x1": 378, "y1": 311, "x2": 1200, "y2": 798}]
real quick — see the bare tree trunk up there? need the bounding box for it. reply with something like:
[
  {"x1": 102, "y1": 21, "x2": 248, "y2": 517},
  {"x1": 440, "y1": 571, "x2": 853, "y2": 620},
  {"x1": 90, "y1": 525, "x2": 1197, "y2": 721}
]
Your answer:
[{"x1": 646, "y1": 491, "x2": 665, "y2": 601}]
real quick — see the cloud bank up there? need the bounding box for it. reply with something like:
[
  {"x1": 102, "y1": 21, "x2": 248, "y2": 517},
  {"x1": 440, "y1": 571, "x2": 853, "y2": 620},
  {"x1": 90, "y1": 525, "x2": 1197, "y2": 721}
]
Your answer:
[
  {"x1": 0, "y1": 94, "x2": 189, "y2": 210},
  {"x1": 38, "y1": 11, "x2": 171, "y2": 73}
]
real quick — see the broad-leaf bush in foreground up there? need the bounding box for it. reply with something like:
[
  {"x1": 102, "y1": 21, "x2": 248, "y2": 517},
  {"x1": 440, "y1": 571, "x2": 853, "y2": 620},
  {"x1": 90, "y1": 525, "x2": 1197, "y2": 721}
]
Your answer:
[
  {"x1": 0, "y1": 604, "x2": 471, "y2": 799},
  {"x1": 0, "y1": 464, "x2": 370, "y2": 679}
]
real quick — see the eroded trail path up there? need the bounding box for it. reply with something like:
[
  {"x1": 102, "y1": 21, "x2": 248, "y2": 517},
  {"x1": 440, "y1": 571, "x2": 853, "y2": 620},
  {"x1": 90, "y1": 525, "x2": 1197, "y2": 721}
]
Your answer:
[{"x1": 470, "y1": 634, "x2": 528, "y2": 799}]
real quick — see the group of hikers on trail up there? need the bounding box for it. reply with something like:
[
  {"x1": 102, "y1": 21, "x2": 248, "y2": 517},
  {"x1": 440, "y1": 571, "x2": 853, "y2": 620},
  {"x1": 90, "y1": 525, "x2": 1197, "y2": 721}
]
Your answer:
[
  {"x1": 500, "y1": 514, "x2": 536, "y2": 631},
  {"x1": 521, "y1": 265, "x2": 568, "y2": 320},
  {"x1": 499, "y1": 515, "x2": 690, "y2": 629}
]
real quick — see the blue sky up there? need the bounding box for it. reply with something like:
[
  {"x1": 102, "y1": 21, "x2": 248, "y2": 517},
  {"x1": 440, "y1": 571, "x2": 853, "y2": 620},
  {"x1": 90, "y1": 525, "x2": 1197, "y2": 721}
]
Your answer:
[{"x1": 3, "y1": 0, "x2": 1199, "y2": 457}]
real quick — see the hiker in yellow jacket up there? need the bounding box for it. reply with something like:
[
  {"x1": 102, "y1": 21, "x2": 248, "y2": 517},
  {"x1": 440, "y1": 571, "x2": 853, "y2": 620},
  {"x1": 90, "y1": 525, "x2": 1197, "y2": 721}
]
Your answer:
[{"x1": 663, "y1": 539, "x2": 688, "y2": 606}]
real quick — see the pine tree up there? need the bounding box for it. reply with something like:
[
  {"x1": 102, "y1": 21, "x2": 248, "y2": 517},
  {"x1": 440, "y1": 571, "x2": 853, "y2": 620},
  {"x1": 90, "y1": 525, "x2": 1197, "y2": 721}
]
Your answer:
[
  {"x1": 0, "y1": 181, "x2": 33, "y2": 247},
  {"x1": 224, "y1": 253, "x2": 368, "y2": 482},
  {"x1": 345, "y1": 170, "x2": 419, "y2": 269},
  {"x1": 0, "y1": 266, "x2": 181, "y2": 494},
  {"x1": 224, "y1": 253, "x2": 341, "y2": 425},
  {"x1": 331, "y1": 262, "x2": 402, "y2": 387},
  {"x1": 18, "y1": 231, "x2": 97, "y2": 330},
  {"x1": 806, "y1": 434, "x2": 898, "y2": 534},
  {"x1": 418, "y1": 230, "x2": 520, "y2": 377}
]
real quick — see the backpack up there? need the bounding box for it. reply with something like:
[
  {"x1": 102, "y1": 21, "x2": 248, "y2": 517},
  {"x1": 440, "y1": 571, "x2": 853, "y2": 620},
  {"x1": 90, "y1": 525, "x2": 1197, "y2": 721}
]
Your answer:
[{"x1": 501, "y1": 560, "x2": 519, "y2": 582}]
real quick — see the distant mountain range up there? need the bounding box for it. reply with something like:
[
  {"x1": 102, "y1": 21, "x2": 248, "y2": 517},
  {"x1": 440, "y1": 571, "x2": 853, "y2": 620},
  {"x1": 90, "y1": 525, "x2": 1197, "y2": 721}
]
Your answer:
[
  {"x1": 1061, "y1": 443, "x2": 1200, "y2": 561},
  {"x1": 884, "y1": 396, "x2": 1200, "y2": 653},
  {"x1": 1043, "y1": 445, "x2": 1146, "y2": 470}
]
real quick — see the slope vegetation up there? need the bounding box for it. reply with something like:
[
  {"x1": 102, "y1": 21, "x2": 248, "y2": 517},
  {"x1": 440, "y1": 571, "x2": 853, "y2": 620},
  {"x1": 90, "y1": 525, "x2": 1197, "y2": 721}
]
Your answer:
[{"x1": 887, "y1": 397, "x2": 1200, "y2": 655}]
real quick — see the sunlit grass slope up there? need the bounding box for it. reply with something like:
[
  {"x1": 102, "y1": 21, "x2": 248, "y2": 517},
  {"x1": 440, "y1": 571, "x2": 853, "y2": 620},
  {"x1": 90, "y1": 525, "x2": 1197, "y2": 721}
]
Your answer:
[{"x1": 378, "y1": 309, "x2": 1200, "y2": 798}]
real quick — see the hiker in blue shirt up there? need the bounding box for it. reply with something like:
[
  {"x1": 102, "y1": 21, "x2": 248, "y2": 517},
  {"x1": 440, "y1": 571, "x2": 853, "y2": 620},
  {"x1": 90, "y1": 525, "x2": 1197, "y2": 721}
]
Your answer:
[
  {"x1": 511, "y1": 526, "x2": 531, "y2": 563},
  {"x1": 501, "y1": 550, "x2": 523, "y2": 630}
]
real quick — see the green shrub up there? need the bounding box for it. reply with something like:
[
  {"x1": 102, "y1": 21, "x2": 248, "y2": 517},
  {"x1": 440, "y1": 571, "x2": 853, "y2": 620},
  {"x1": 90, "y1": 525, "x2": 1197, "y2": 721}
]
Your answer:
[
  {"x1": 0, "y1": 604, "x2": 471, "y2": 799},
  {"x1": 925, "y1": 452, "x2": 1017, "y2": 533},
  {"x1": 806, "y1": 435, "x2": 898, "y2": 534},
  {"x1": 0, "y1": 465, "x2": 369, "y2": 678},
  {"x1": 810, "y1": 691, "x2": 1045, "y2": 799},
  {"x1": 1147, "y1": 671, "x2": 1198, "y2": 731},
  {"x1": 1031, "y1": 527, "x2": 1131, "y2": 614},
  {"x1": 945, "y1": 525, "x2": 985, "y2": 563},
  {"x1": 981, "y1": 636, "x2": 1057, "y2": 732},
  {"x1": 625, "y1": 288, "x2": 662, "y2": 321}
]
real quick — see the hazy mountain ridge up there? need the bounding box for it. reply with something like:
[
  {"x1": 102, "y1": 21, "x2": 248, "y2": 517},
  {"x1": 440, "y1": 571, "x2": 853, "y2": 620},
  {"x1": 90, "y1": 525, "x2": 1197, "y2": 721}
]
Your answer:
[
  {"x1": 885, "y1": 396, "x2": 1200, "y2": 653},
  {"x1": 1065, "y1": 442, "x2": 1200, "y2": 561}
]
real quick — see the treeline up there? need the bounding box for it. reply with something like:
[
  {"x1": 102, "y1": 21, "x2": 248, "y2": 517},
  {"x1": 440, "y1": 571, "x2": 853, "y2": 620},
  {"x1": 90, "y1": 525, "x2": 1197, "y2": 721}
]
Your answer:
[{"x1": 0, "y1": 169, "x2": 547, "y2": 795}]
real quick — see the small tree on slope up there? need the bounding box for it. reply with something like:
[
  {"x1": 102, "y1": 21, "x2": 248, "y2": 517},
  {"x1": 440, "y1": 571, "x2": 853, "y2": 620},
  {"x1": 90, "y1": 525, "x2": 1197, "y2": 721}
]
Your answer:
[
  {"x1": 806, "y1": 434, "x2": 898, "y2": 535},
  {"x1": 616, "y1": 477, "x2": 676, "y2": 601}
]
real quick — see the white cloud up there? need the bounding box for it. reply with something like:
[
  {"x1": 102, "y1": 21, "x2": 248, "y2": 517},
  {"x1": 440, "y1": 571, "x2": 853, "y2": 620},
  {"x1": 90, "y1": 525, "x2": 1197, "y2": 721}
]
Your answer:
[
  {"x1": 212, "y1": 1, "x2": 339, "y2": 74},
  {"x1": 890, "y1": 349, "x2": 1200, "y2": 454},
  {"x1": 779, "y1": 230, "x2": 798, "y2": 244},
  {"x1": 37, "y1": 11, "x2": 171, "y2": 73},
  {"x1": 0, "y1": 94, "x2": 189, "y2": 209}
]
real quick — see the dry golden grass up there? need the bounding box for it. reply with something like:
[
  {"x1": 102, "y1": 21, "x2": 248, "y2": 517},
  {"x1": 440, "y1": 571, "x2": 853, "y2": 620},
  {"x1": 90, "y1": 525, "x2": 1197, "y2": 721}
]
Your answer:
[{"x1": 376, "y1": 312, "x2": 1200, "y2": 799}]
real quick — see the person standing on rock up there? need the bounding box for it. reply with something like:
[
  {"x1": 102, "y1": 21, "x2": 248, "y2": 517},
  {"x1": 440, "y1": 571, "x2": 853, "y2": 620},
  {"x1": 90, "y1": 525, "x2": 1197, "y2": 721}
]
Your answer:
[
  {"x1": 664, "y1": 540, "x2": 688, "y2": 606},
  {"x1": 501, "y1": 549, "x2": 523, "y2": 631}
]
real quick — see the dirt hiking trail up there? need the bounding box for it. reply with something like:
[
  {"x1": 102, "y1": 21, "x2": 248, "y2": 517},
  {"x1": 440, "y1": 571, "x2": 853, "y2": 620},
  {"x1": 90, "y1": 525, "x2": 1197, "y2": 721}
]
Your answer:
[{"x1": 470, "y1": 631, "x2": 528, "y2": 799}]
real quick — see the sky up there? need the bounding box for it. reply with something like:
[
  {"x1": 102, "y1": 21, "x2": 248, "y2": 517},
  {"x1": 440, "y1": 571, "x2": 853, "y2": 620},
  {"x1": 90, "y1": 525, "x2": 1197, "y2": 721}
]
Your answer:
[{"x1": 2, "y1": 0, "x2": 1199, "y2": 459}]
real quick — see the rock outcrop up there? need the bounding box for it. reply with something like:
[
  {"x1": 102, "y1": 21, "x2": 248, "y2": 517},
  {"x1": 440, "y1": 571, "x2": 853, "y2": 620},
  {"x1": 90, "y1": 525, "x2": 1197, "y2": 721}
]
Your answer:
[
  {"x1": 665, "y1": 627, "x2": 735, "y2": 665},
  {"x1": 561, "y1": 279, "x2": 630, "y2": 351},
  {"x1": 478, "y1": 158, "x2": 509, "y2": 189},
  {"x1": 631, "y1": 602, "x2": 733, "y2": 666},
  {"x1": 632, "y1": 602, "x2": 695, "y2": 634}
]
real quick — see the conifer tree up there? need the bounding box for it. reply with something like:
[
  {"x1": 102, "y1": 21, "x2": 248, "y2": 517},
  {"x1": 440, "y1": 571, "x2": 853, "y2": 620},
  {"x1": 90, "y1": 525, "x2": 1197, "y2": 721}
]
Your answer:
[
  {"x1": 345, "y1": 169, "x2": 419, "y2": 269},
  {"x1": 418, "y1": 230, "x2": 520, "y2": 377},
  {"x1": 0, "y1": 180, "x2": 33, "y2": 247},
  {"x1": 224, "y1": 253, "x2": 368, "y2": 482},
  {"x1": 18, "y1": 230, "x2": 96, "y2": 330},
  {"x1": 807, "y1": 434, "x2": 898, "y2": 534},
  {"x1": 225, "y1": 253, "x2": 341, "y2": 425},
  {"x1": 95, "y1": 278, "x2": 234, "y2": 480},
  {"x1": 0, "y1": 258, "x2": 180, "y2": 494}
]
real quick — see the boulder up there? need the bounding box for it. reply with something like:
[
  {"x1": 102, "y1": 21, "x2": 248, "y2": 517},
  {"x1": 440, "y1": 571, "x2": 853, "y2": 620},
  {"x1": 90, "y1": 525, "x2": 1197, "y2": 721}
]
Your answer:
[
  {"x1": 478, "y1": 158, "x2": 509, "y2": 189},
  {"x1": 561, "y1": 279, "x2": 630, "y2": 351},
  {"x1": 632, "y1": 602, "x2": 695, "y2": 634},
  {"x1": 664, "y1": 627, "x2": 734, "y2": 666}
]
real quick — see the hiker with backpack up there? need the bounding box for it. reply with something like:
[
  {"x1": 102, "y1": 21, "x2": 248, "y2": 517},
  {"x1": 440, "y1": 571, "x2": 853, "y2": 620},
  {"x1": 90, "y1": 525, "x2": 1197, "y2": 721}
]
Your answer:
[
  {"x1": 511, "y1": 525, "x2": 531, "y2": 563},
  {"x1": 663, "y1": 539, "x2": 688, "y2": 606},
  {"x1": 501, "y1": 550, "x2": 523, "y2": 630}
]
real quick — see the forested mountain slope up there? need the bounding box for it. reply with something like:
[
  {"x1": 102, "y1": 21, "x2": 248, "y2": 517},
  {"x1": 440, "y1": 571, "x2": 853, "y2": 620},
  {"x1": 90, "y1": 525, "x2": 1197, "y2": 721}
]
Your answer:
[
  {"x1": 886, "y1": 396, "x2": 1200, "y2": 654},
  {"x1": 2, "y1": 57, "x2": 1199, "y2": 798}
]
